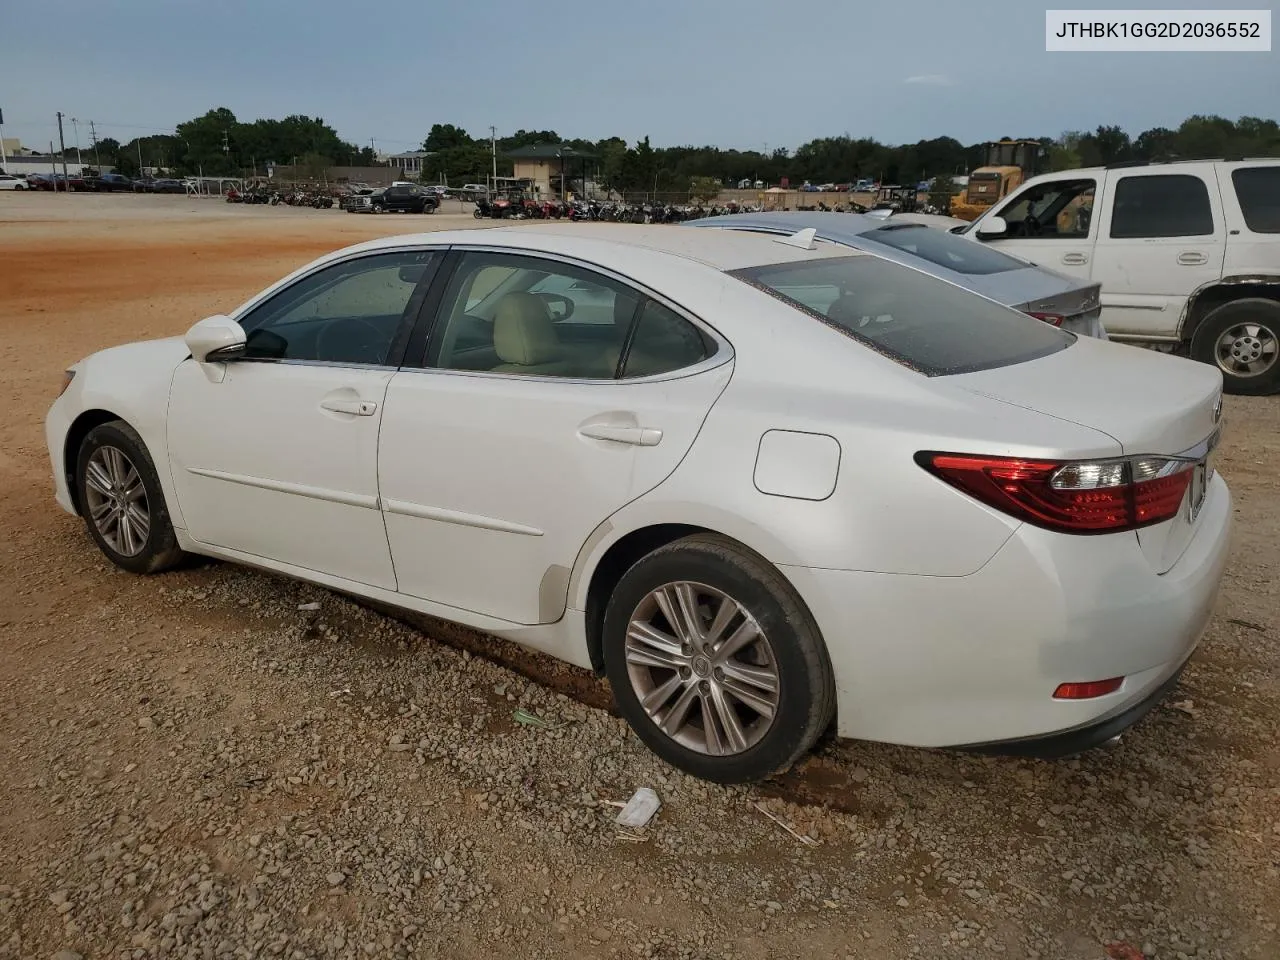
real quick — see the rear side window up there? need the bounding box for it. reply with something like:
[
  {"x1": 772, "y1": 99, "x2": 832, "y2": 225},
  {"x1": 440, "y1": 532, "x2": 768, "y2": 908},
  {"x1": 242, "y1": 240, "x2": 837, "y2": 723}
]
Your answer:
[
  {"x1": 621, "y1": 301, "x2": 709, "y2": 378},
  {"x1": 1231, "y1": 167, "x2": 1280, "y2": 233},
  {"x1": 858, "y1": 224, "x2": 1023, "y2": 275},
  {"x1": 733, "y1": 255, "x2": 1071, "y2": 376},
  {"x1": 1110, "y1": 175, "x2": 1214, "y2": 238}
]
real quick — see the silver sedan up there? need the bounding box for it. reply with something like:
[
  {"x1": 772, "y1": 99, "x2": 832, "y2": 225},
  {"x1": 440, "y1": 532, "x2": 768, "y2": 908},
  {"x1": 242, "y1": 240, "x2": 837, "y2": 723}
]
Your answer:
[{"x1": 685, "y1": 211, "x2": 1107, "y2": 338}]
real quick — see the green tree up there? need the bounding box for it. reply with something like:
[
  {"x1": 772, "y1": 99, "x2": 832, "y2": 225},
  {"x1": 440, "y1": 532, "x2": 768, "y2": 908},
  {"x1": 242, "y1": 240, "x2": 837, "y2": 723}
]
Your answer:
[
  {"x1": 423, "y1": 124, "x2": 474, "y2": 152},
  {"x1": 688, "y1": 175, "x2": 722, "y2": 201}
]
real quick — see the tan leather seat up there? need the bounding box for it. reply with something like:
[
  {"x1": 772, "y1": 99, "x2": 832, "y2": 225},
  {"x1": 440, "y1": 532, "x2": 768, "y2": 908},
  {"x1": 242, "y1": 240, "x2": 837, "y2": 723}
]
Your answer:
[{"x1": 491, "y1": 292, "x2": 574, "y2": 375}]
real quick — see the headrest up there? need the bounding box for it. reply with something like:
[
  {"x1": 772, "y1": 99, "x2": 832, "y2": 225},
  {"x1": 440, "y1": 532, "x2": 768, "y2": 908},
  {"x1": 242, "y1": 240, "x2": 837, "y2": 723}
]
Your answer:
[{"x1": 494, "y1": 293, "x2": 558, "y2": 365}]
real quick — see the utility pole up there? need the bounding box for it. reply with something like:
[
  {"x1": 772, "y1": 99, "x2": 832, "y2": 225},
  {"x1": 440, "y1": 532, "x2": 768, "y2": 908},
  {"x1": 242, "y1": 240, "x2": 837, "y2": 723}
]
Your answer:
[
  {"x1": 49, "y1": 141, "x2": 57, "y2": 188},
  {"x1": 56, "y1": 112, "x2": 69, "y2": 181},
  {"x1": 70, "y1": 117, "x2": 83, "y2": 166},
  {"x1": 138, "y1": 138, "x2": 144, "y2": 176},
  {"x1": 88, "y1": 119, "x2": 100, "y2": 171},
  {"x1": 490, "y1": 125, "x2": 497, "y2": 192},
  {"x1": 0, "y1": 106, "x2": 8, "y2": 171}
]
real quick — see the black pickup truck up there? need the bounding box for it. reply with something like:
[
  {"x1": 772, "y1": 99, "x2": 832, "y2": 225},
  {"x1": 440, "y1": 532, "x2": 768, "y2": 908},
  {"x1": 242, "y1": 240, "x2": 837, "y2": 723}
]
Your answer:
[{"x1": 348, "y1": 183, "x2": 438, "y2": 214}]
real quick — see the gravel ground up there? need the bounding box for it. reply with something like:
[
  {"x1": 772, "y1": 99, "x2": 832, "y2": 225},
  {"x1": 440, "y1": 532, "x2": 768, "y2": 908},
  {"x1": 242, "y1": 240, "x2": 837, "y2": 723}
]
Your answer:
[{"x1": 0, "y1": 194, "x2": 1277, "y2": 960}]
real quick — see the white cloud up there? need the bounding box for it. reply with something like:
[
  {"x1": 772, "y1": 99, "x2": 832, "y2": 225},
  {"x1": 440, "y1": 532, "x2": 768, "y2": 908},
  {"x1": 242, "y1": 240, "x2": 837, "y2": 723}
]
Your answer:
[{"x1": 903, "y1": 74, "x2": 955, "y2": 86}]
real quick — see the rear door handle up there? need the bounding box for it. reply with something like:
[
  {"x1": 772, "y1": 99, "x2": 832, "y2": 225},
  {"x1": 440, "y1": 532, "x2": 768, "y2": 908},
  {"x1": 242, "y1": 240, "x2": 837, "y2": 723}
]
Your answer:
[
  {"x1": 578, "y1": 423, "x2": 663, "y2": 446},
  {"x1": 320, "y1": 398, "x2": 378, "y2": 416},
  {"x1": 1061, "y1": 252, "x2": 1089, "y2": 266},
  {"x1": 1177, "y1": 252, "x2": 1208, "y2": 266}
]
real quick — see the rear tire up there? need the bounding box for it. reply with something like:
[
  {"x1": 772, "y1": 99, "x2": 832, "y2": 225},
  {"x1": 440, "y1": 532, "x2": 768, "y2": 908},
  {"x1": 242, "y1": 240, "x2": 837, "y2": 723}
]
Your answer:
[
  {"x1": 75, "y1": 421, "x2": 186, "y2": 575},
  {"x1": 1191, "y1": 297, "x2": 1280, "y2": 396},
  {"x1": 602, "y1": 534, "x2": 835, "y2": 784}
]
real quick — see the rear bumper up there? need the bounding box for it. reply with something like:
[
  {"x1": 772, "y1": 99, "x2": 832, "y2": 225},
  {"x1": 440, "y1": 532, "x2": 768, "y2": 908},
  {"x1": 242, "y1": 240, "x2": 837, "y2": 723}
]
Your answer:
[
  {"x1": 781, "y1": 472, "x2": 1232, "y2": 748},
  {"x1": 959, "y1": 654, "x2": 1190, "y2": 758}
]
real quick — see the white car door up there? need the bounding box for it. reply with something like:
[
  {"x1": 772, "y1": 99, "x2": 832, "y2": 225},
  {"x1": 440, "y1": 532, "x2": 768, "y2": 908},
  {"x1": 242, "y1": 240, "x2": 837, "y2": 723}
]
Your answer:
[
  {"x1": 378, "y1": 250, "x2": 732, "y2": 626},
  {"x1": 972, "y1": 174, "x2": 1100, "y2": 286},
  {"x1": 167, "y1": 249, "x2": 439, "y2": 589},
  {"x1": 1089, "y1": 169, "x2": 1227, "y2": 338}
]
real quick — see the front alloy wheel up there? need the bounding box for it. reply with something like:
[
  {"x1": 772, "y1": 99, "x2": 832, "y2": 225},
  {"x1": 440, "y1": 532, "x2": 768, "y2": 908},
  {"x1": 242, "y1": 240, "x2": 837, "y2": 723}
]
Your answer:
[
  {"x1": 75, "y1": 420, "x2": 186, "y2": 574},
  {"x1": 83, "y1": 445, "x2": 150, "y2": 556}
]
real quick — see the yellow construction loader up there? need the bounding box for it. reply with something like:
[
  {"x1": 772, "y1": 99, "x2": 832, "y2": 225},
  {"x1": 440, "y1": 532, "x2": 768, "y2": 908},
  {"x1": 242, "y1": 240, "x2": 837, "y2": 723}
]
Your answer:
[{"x1": 949, "y1": 140, "x2": 1047, "y2": 221}]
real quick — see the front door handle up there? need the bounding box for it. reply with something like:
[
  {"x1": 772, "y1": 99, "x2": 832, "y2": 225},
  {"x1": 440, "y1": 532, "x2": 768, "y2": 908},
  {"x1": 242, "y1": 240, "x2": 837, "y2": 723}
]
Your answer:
[
  {"x1": 1061, "y1": 252, "x2": 1089, "y2": 266},
  {"x1": 578, "y1": 423, "x2": 663, "y2": 446},
  {"x1": 320, "y1": 398, "x2": 378, "y2": 416},
  {"x1": 1177, "y1": 252, "x2": 1208, "y2": 266}
]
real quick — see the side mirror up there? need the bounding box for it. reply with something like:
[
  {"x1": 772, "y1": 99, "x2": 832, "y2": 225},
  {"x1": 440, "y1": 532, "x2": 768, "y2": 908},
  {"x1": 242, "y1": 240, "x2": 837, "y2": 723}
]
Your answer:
[
  {"x1": 185, "y1": 314, "x2": 246, "y2": 362},
  {"x1": 975, "y1": 215, "x2": 1008, "y2": 239}
]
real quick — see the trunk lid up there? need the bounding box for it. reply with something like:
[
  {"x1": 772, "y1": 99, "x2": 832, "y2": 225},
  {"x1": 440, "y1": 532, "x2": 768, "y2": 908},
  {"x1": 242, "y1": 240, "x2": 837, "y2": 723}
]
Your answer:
[{"x1": 947, "y1": 337, "x2": 1224, "y2": 572}]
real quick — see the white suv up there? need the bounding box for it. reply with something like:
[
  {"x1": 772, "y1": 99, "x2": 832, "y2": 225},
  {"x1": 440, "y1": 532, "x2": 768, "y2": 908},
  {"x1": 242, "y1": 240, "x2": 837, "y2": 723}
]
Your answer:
[{"x1": 962, "y1": 159, "x2": 1280, "y2": 395}]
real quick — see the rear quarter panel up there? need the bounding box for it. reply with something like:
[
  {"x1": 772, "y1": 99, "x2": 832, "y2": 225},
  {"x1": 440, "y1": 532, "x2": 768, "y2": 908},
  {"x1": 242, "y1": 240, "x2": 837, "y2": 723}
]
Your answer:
[{"x1": 568, "y1": 283, "x2": 1121, "y2": 609}]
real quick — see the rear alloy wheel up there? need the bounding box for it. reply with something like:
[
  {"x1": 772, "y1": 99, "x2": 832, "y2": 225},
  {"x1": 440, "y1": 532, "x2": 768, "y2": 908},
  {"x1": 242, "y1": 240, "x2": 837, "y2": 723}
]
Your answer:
[
  {"x1": 76, "y1": 420, "x2": 185, "y2": 574},
  {"x1": 1191, "y1": 297, "x2": 1280, "y2": 396},
  {"x1": 603, "y1": 534, "x2": 835, "y2": 783}
]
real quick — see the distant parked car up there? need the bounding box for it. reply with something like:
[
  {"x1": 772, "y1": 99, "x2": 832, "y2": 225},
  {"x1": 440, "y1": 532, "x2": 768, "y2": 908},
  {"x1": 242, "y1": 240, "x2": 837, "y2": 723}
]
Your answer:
[
  {"x1": 27, "y1": 174, "x2": 56, "y2": 191},
  {"x1": 685, "y1": 210, "x2": 1108, "y2": 338},
  {"x1": 149, "y1": 179, "x2": 186, "y2": 194},
  {"x1": 0, "y1": 173, "x2": 28, "y2": 191},
  {"x1": 81, "y1": 172, "x2": 136, "y2": 193},
  {"x1": 132, "y1": 177, "x2": 157, "y2": 193}
]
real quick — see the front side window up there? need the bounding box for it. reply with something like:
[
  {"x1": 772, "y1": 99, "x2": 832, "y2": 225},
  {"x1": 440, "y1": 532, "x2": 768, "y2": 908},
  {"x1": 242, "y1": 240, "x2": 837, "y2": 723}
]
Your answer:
[
  {"x1": 1231, "y1": 166, "x2": 1280, "y2": 234},
  {"x1": 733, "y1": 255, "x2": 1071, "y2": 376},
  {"x1": 237, "y1": 251, "x2": 434, "y2": 365},
  {"x1": 858, "y1": 224, "x2": 1024, "y2": 275},
  {"x1": 998, "y1": 178, "x2": 1096, "y2": 239},
  {"x1": 1110, "y1": 174, "x2": 1214, "y2": 238}
]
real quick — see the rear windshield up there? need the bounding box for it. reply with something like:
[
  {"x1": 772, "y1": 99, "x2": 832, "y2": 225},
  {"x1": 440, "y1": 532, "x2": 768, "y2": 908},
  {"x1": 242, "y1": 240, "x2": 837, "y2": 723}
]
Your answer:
[
  {"x1": 858, "y1": 223, "x2": 1023, "y2": 275},
  {"x1": 1231, "y1": 166, "x2": 1280, "y2": 234},
  {"x1": 731, "y1": 255, "x2": 1072, "y2": 376}
]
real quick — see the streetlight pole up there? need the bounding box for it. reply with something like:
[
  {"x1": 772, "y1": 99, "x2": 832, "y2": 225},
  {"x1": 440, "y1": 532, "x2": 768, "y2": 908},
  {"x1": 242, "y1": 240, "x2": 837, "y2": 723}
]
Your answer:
[
  {"x1": 490, "y1": 125, "x2": 497, "y2": 193},
  {"x1": 70, "y1": 117, "x2": 83, "y2": 166}
]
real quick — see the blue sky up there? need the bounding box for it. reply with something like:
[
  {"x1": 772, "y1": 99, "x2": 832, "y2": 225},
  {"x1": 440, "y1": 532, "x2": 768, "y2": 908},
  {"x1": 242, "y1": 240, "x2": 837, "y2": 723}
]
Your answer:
[{"x1": 1, "y1": 0, "x2": 1276, "y2": 154}]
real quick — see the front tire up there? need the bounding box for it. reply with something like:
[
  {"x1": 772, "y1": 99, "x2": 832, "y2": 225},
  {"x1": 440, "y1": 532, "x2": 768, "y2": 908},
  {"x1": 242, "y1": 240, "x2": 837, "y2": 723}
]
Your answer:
[
  {"x1": 602, "y1": 534, "x2": 835, "y2": 784},
  {"x1": 1191, "y1": 297, "x2": 1280, "y2": 395},
  {"x1": 75, "y1": 421, "x2": 186, "y2": 574}
]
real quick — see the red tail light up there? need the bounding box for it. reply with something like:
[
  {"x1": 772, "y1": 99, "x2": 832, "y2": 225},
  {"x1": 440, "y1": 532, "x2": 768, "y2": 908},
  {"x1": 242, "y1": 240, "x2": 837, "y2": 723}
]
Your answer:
[
  {"x1": 1053, "y1": 677, "x2": 1124, "y2": 699},
  {"x1": 915, "y1": 452, "x2": 1195, "y2": 534},
  {"x1": 1027, "y1": 311, "x2": 1066, "y2": 327}
]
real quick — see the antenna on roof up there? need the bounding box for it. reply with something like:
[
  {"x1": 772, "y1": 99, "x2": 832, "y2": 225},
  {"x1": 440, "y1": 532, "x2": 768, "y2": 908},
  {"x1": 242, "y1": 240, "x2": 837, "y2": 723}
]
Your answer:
[{"x1": 775, "y1": 227, "x2": 818, "y2": 251}]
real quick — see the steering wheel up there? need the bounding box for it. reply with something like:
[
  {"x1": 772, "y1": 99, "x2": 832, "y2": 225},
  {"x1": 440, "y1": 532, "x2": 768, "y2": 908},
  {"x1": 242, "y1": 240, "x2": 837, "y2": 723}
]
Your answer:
[{"x1": 314, "y1": 318, "x2": 386, "y2": 364}]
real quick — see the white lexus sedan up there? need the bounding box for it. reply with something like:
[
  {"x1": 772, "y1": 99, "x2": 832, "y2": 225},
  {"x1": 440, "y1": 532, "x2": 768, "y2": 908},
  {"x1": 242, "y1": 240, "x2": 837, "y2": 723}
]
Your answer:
[{"x1": 46, "y1": 224, "x2": 1232, "y2": 784}]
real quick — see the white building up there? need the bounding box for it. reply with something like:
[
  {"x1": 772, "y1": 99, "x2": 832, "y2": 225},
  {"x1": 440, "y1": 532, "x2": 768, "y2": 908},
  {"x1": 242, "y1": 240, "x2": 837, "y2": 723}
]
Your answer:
[
  {"x1": 1, "y1": 155, "x2": 95, "y2": 177},
  {"x1": 381, "y1": 150, "x2": 433, "y2": 177}
]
